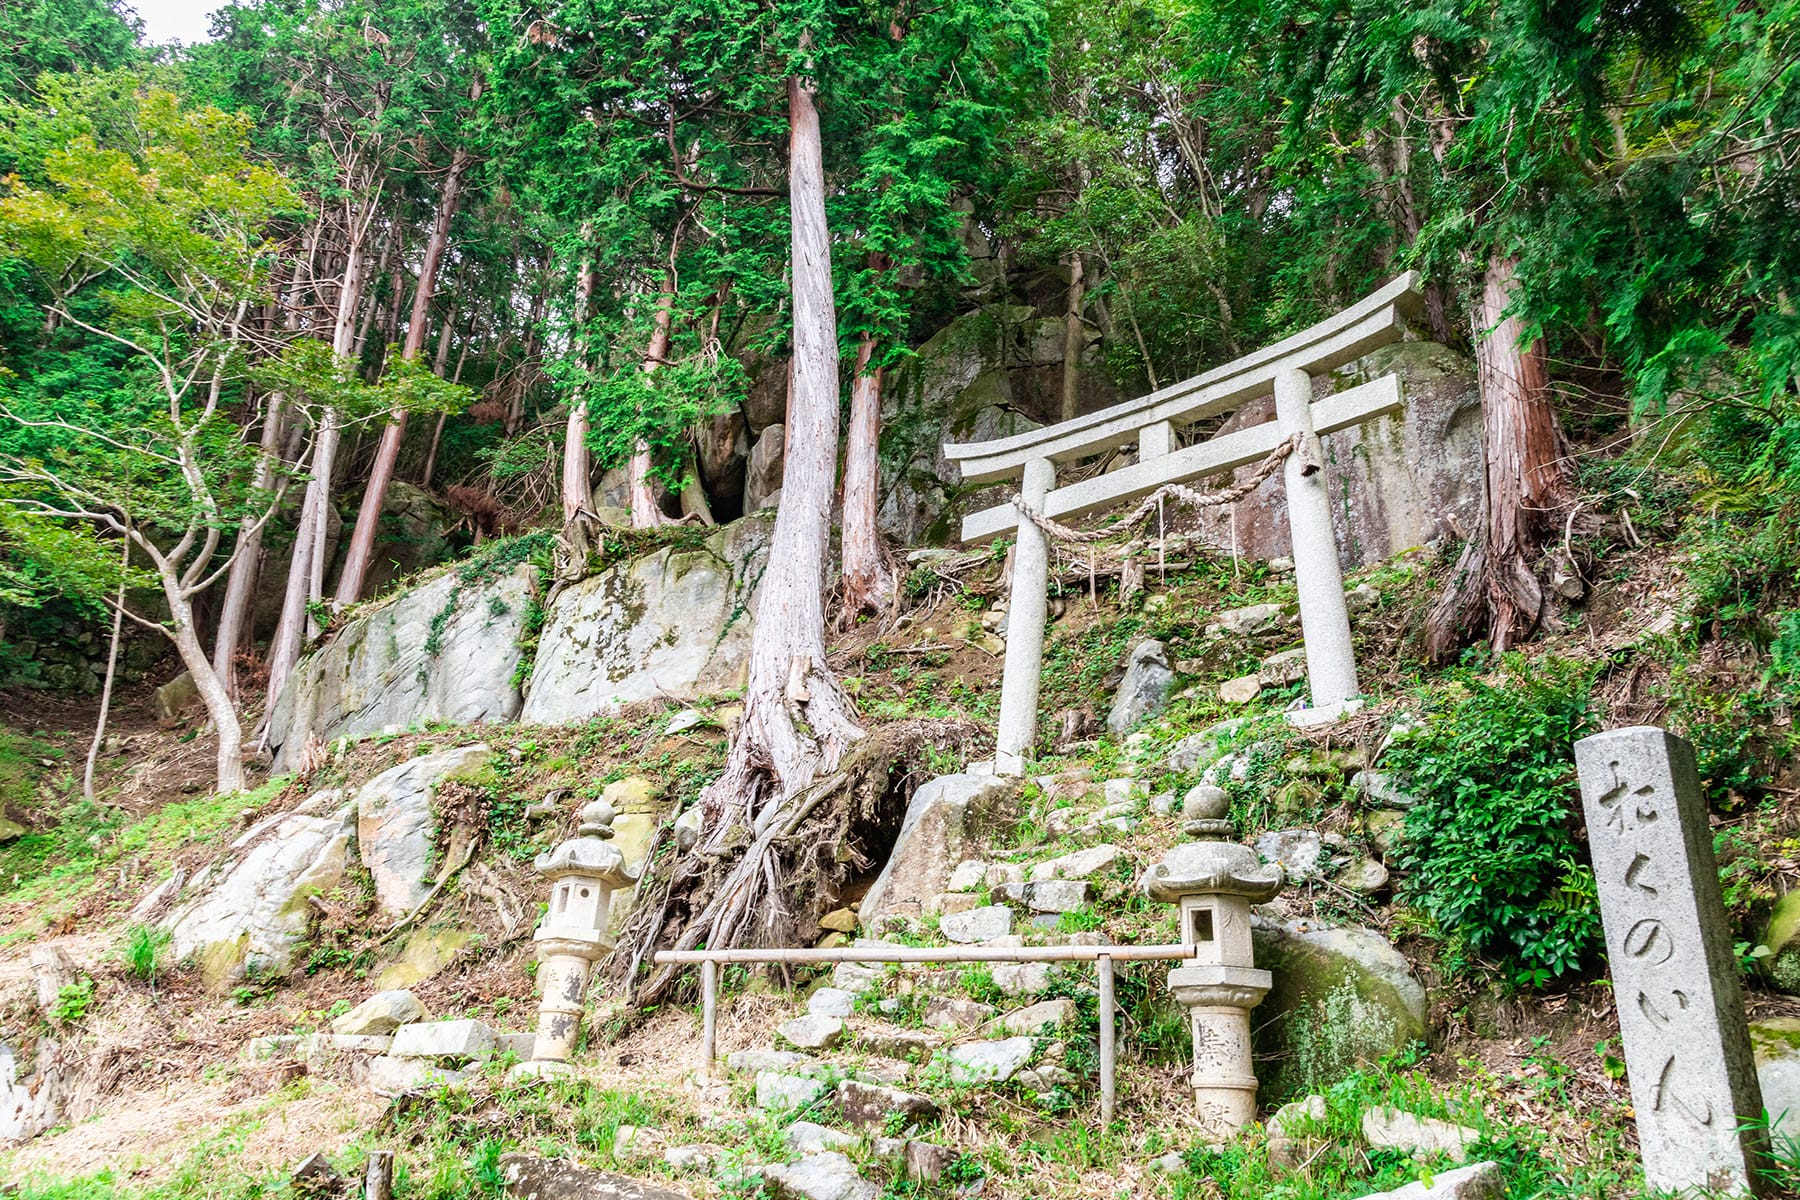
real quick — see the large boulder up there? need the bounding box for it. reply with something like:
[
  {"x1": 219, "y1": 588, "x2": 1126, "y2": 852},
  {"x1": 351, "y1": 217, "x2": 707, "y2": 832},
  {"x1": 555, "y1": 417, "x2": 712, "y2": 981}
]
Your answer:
[
  {"x1": 1750, "y1": 1018, "x2": 1800, "y2": 1140},
  {"x1": 1191, "y1": 341, "x2": 1483, "y2": 568},
  {"x1": 1252, "y1": 917, "x2": 1429, "y2": 1098},
  {"x1": 355, "y1": 745, "x2": 493, "y2": 920},
  {"x1": 497, "y1": 1154, "x2": 693, "y2": 1200},
  {"x1": 880, "y1": 303, "x2": 1120, "y2": 546},
  {"x1": 860, "y1": 773, "x2": 1015, "y2": 928},
  {"x1": 337, "y1": 480, "x2": 455, "y2": 600},
  {"x1": 520, "y1": 516, "x2": 771, "y2": 724},
  {"x1": 266, "y1": 562, "x2": 535, "y2": 771},
  {"x1": 163, "y1": 792, "x2": 356, "y2": 985}
]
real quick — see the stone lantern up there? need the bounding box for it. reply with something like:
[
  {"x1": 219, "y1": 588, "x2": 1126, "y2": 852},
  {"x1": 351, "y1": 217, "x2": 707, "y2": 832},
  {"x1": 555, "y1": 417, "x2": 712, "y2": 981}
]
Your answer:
[
  {"x1": 516, "y1": 799, "x2": 639, "y2": 1076},
  {"x1": 1142, "y1": 785, "x2": 1282, "y2": 1136}
]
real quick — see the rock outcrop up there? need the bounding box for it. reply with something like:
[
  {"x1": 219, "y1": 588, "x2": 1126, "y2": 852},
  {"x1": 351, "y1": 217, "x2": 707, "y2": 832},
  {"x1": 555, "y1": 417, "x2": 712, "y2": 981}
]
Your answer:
[
  {"x1": 163, "y1": 792, "x2": 356, "y2": 985},
  {"x1": 1192, "y1": 341, "x2": 1483, "y2": 568},
  {"x1": 267, "y1": 562, "x2": 535, "y2": 771},
  {"x1": 521, "y1": 517, "x2": 771, "y2": 724},
  {"x1": 860, "y1": 773, "x2": 1015, "y2": 928},
  {"x1": 354, "y1": 744, "x2": 492, "y2": 920}
]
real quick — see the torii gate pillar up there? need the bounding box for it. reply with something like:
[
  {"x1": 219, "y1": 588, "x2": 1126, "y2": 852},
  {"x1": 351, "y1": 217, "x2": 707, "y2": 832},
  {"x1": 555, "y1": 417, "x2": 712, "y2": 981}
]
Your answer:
[
  {"x1": 996, "y1": 456, "x2": 1055, "y2": 775},
  {"x1": 1274, "y1": 368, "x2": 1362, "y2": 727}
]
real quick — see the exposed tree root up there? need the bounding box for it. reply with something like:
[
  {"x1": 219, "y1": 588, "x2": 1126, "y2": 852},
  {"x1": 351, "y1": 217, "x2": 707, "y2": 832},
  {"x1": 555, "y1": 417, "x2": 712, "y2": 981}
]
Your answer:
[{"x1": 612, "y1": 717, "x2": 978, "y2": 1006}]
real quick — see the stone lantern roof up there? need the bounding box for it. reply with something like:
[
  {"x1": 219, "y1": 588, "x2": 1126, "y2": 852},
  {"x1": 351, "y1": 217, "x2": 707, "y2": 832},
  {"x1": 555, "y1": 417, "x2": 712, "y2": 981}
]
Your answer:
[
  {"x1": 534, "y1": 799, "x2": 639, "y2": 886},
  {"x1": 1140, "y1": 782, "x2": 1282, "y2": 904}
]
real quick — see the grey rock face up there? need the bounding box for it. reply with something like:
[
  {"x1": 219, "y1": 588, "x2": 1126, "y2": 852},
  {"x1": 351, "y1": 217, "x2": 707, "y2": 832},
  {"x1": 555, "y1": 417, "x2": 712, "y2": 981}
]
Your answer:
[
  {"x1": 1030, "y1": 844, "x2": 1122, "y2": 883},
  {"x1": 861, "y1": 775, "x2": 1014, "y2": 927},
  {"x1": 807, "y1": 987, "x2": 857, "y2": 1019},
  {"x1": 947, "y1": 1037, "x2": 1035, "y2": 1084},
  {"x1": 1253, "y1": 829, "x2": 1326, "y2": 884},
  {"x1": 1192, "y1": 342, "x2": 1485, "y2": 569},
  {"x1": 1166, "y1": 719, "x2": 1250, "y2": 772},
  {"x1": 497, "y1": 1154, "x2": 692, "y2": 1200},
  {"x1": 332, "y1": 990, "x2": 428, "y2": 1036},
  {"x1": 366, "y1": 1055, "x2": 469, "y2": 1094},
  {"x1": 266, "y1": 564, "x2": 532, "y2": 771},
  {"x1": 777, "y1": 1014, "x2": 846, "y2": 1051},
  {"x1": 164, "y1": 793, "x2": 355, "y2": 985},
  {"x1": 1107, "y1": 640, "x2": 1173, "y2": 734},
  {"x1": 785, "y1": 1121, "x2": 856, "y2": 1153},
  {"x1": 923, "y1": 997, "x2": 995, "y2": 1031},
  {"x1": 1352, "y1": 1162, "x2": 1503, "y2": 1200},
  {"x1": 1359, "y1": 771, "x2": 1421, "y2": 809},
  {"x1": 756, "y1": 1071, "x2": 829, "y2": 1111},
  {"x1": 389, "y1": 1019, "x2": 497, "y2": 1062},
  {"x1": 1025, "y1": 879, "x2": 1091, "y2": 914},
  {"x1": 835, "y1": 1079, "x2": 938, "y2": 1130},
  {"x1": 994, "y1": 998, "x2": 1075, "y2": 1036},
  {"x1": 355, "y1": 745, "x2": 492, "y2": 920},
  {"x1": 746, "y1": 424, "x2": 786, "y2": 512},
  {"x1": 762, "y1": 1152, "x2": 878, "y2": 1200},
  {"x1": 939, "y1": 905, "x2": 1013, "y2": 944},
  {"x1": 727, "y1": 1049, "x2": 819, "y2": 1077},
  {"x1": 991, "y1": 961, "x2": 1053, "y2": 997},
  {"x1": 1360, "y1": 1107, "x2": 1479, "y2": 1160},
  {"x1": 522, "y1": 516, "x2": 771, "y2": 724}
]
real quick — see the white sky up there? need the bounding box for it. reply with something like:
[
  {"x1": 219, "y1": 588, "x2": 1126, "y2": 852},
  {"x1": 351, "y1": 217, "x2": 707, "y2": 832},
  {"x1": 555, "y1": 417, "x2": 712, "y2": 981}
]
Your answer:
[{"x1": 129, "y1": 0, "x2": 219, "y2": 45}]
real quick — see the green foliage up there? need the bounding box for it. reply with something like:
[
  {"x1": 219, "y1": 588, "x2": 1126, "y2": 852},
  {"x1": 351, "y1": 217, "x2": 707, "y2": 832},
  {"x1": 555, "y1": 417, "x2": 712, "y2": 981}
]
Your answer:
[
  {"x1": 120, "y1": 923, "x2": 170, "y2": 984},
  {"x1": 52, "y1": 975, "x2": 94, "y2": 1023},
  {"x1": 1388, "y1": 656, "x2": 1602, "y2": 986}
]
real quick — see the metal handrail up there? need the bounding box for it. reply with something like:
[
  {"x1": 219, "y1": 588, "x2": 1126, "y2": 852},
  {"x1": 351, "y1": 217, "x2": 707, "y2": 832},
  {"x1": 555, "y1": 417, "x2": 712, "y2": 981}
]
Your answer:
[{"x1": 653, "y1": 942, "x2": 1197, "y2": 1121}]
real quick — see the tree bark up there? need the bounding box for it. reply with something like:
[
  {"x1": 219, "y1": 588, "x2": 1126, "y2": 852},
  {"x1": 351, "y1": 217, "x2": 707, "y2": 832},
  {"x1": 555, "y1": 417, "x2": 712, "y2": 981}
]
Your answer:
[
  {"x1": 561, "y1": 247, "x2": 599, "y2": 524},
  {"x1": 84, "y1": 540, "x2": 128, "y2": 800},
  {"x1": 1424, "y1": 254, "x2": 1574, "y2": 660},
  {"x1": 628, "y1": 253, "x2": 681, "y2": 528},
  {"x1": 839, "y1": 329, "x2": 894, "y2": 621},
  {"x1": 336, "y1": 128, "x2": 474, "y2": 606},
  {"x1": 697, "y1": 73, "x2": 863, "y2": 860}
]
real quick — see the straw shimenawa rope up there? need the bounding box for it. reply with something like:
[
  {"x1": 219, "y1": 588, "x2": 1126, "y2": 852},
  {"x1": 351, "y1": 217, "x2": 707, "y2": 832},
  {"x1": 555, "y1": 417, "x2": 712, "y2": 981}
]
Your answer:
[{"x1": 1009, "y1": 431, "x2": 1302, "y2": 545}]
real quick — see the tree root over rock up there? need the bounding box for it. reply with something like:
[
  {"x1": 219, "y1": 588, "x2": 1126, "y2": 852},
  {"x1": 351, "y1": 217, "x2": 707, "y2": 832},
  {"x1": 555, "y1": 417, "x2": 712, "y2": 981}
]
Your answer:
[{"x1": 612, "y1": 717, "x2": 978, "y2": 1006}]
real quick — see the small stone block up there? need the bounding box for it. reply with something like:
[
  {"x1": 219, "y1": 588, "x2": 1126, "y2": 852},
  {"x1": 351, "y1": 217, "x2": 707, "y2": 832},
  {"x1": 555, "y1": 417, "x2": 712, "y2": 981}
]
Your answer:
[
  {"x1": 807, "y1": 987, "x2": 857, "y2": 1019},
  {"x1": 946, "y1": 861, "x2": 987, "y2": 892},
  {"x1": 836, "y1": 1078, "x2": 938, "y2": 1130},
  {"x1": 754, "y1": 1070, "x2": 829, "y2": 1111},
  {"x1": 946, "y1": 1037, "x2": 1035, "y2": 1085},
  {"x1": 1025, "y1": 879, "x2": 1091, "y2": 913},
  {"x1": 1219, "y1": 675, "x2": 1264, "y2": 704},
  {"x1": 1360, "y1": 1107, "x2": 1479, "y2": 1161},
  {"x1": 389, "y1": 1019, "x2": 498, "y2": 1062},
  {"x1": 1352, "y1": 1161, "x2": 1503, "y2": 1200},
  {"x1": 939, "y1": 905, "x2": 1012, "y2": 943},
  {"x1": 778, "y1": 1014, "x2": 846, "y2": 1051}
]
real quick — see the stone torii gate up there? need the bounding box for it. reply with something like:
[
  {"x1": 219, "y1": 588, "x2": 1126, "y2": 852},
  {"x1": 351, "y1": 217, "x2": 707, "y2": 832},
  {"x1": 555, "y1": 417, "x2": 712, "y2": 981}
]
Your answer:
[{"x1": 944, "y1": 273, "x2": 1425, "y2": 775}]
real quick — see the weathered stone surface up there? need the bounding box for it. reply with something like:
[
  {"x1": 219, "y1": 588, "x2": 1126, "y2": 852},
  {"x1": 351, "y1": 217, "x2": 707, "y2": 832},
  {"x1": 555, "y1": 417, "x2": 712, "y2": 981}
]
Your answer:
[
  {"x1": 1259, "y1": 648, "x2": 1309, "y2": 686},
  {"x1": 365, "y1": 1055, "x2": 469, "y2": 1093},
  {"x1": 1254, "y1": 829, "x2": 1326, "y2": 884},
  {"x1": 948, "y1": 1037, "x2": 1035, "y2": 1085},
  {"x1": 267, "y1": 563, "x2": 533, "y2": 770},
  {"x1": 1208, "y1": 604, "x2": 1288, "y2": 638},
  {"x1": 1029, "y1": 845, "x2": 1121, "y2": 883},
  {"x1": 836, "y1": 1079, "x2": 938, "y2": 1130},
  {"x1": 1358, "y1": 771, "x2": 1421, "y2": 810},
  {"x1": 1339, "y1": 857, "x2": 1390, "y2": 894},
  {"x1": 861, "y1": 774, "x2": 1014, "y2": 927},
  {"x1": 1360, "y1": 1107, "x2": 1479, "y2": 1161},
  {"x1": 346, "y1": 480, "x2": 455, "y2": 600},
  {"x1": 756, "y1": 1071, "x2": 829, "y2": 1111},
  {"x1": 1352, "y1": 1162, "x2": 1503, "y2": 1200},
  {"x1": 1219, "y1": 675, "x2": 1264, "y2": 704},
  {"x1": 746, "y1": 424, "x2": 786, "y2": 512},
  {"x1": 785, "y1": 1121, "x2": 856, "y2": 1153},
  {"x1": 923, "y1": 997, "x2": 995, "y2": 1030},
  {"x1": 946, "y1": 860, "x2": 987, "y2": 892},
  {"x1": 1167, "y1": 720, "x2": 1249, "y2": 772},
  {"x1": 808, "y1": 987, "x2": 857, "y2": 1019},
  {"x1": 1574, "y1": 727, "x2": 1767, "y2": 1196},
  {"x1": 762, "y1": 1152, "x2": 878, "y2": 1200},
  {"x1": 0, "y1": 1040, "x2": 61, "y2": 1141},
  {"x1": 372, "y1": 924, "x2": 470, "y2": 991},
  {"x1": 356, "y1": 745, "x2": 492, "y2": 920},
  {"x1": 939, "y1": 905, "x2": 1012, "y2": 944},
  {"x1": 1252, "y1": 918, "x2": 1428, "y2": 1097},
  {"x1": 991, "y1": 961, "x2": 1053, "y2": 997},
  {"x1": 332, "y1": 990, "x2": 427, "y2": 1036},
  {"x1": 1192, "y1": 342, "x2": 1484, "y2": 569},
  {"x1": 897, "y1": 1141, "x2": 958, "y2": 1183},
  {"x1": 728, "y1": 1049, "x2": 818, "y2": 1076},
  {"x1": 389, "y1": 1018, "x2": 497, "y2": 1061},
  {"x1": 522, "y1": 516, "x2": 770, "y2": 724},
  {"x1": 994, "y1": 998, "x2": 1075, "y2": 1036},
  {"x1": 855, "y1": 1026, "x2": 944, "y2": 1059},
  {"x1": 1025, "y1": 879, "x2": 1090, "y2": 914},
  {"x1": 1267, "y1": 1094, "x2": 1328, "y2": 1171},
  {"x1": 831, "y1": 939, "x2": 905, "y2": 993},
  {"x1": 498, "y1": 1153, "x2": 693, "y2": 1200},
  {"x1": 153, "y1": 670, "x2": 202, "y2": 723},
  {"x1": 778, "y1": 1014, "x2": 846, "y2": 1051},
  {"x1": 1751, "y1": 1018, "x2": 1800, "y2": 1140},
  {"x1": 1107, "y1": 640, "x2": 1173, "y2": 734},
  {"x1": 164, "y1": 793, "x2": 355, "y2": 985}
]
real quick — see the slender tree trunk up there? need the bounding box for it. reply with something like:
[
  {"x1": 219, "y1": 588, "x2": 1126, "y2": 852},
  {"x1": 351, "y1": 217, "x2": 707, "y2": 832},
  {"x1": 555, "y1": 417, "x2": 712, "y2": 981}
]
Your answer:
[
  {"x1": 166, "y1": 588, "x2": 244, "y2": 794},
  {"x1": 1059, "y1": 252, "x2": 1086, "y2": 422},
  {"x1": 84, "y1": 540, "x2": 128, "y2": 800},
  {"x1": 840, "y1": 329, "x2": 894, "y2": 621},
  {"x1": 629, "y1": 254, "x2": 681, "y2": 528},
  {"x1": 210, "y1": 389, "x2": 286, "y2": 700},
  {"x1": 337, "y1": 136, "x2": 473, "y2": 606},
  {"x1": 423, "y1": 328, "x2": 472, "y2": 488},
  {"x1": 561, "y1": 243, "x2": 600, "y2": 524},
  {"x1": 1424, "y1": 254, "x2": 1574, "y2": 660},
  {"x1": 698, "y1": 73, "x2": 863, "y2": 857},
  {"x1": 265, "y1": 227, "x2": 367, "y2": 717}
]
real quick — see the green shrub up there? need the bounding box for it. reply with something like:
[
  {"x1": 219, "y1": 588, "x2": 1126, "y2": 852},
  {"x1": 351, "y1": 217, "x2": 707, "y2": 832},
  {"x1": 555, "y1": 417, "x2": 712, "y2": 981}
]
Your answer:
[
  {"x1": 1388, "y1": 656, "x2": 1601, "y2": 987},
  {"x1": 121, "y1": 923, "x2": 170, "y2": 984},
  {"x1": 52, "y1": 977, "x2": 95, "y2": 1023}
]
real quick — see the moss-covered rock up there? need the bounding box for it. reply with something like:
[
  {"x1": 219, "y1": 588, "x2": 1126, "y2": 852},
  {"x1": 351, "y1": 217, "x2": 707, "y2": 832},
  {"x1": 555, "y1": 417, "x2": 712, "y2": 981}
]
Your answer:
[{"x1": 1252, "y1": 917, "x2": 1428, "y2": 1099}]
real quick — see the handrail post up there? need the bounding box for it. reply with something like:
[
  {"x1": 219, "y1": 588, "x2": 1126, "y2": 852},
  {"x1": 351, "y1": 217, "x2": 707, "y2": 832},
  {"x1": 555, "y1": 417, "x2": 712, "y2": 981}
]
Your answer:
[
  {"x1": 700, "y1": 957, "x2": 718, "y2": 1080},
  {"x1": 1098, "y1": 953, "x2": 1116, "y2": 1124},
  {"x1": 996, "y1": 455, "x2": 1055, "y2": 775}
]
